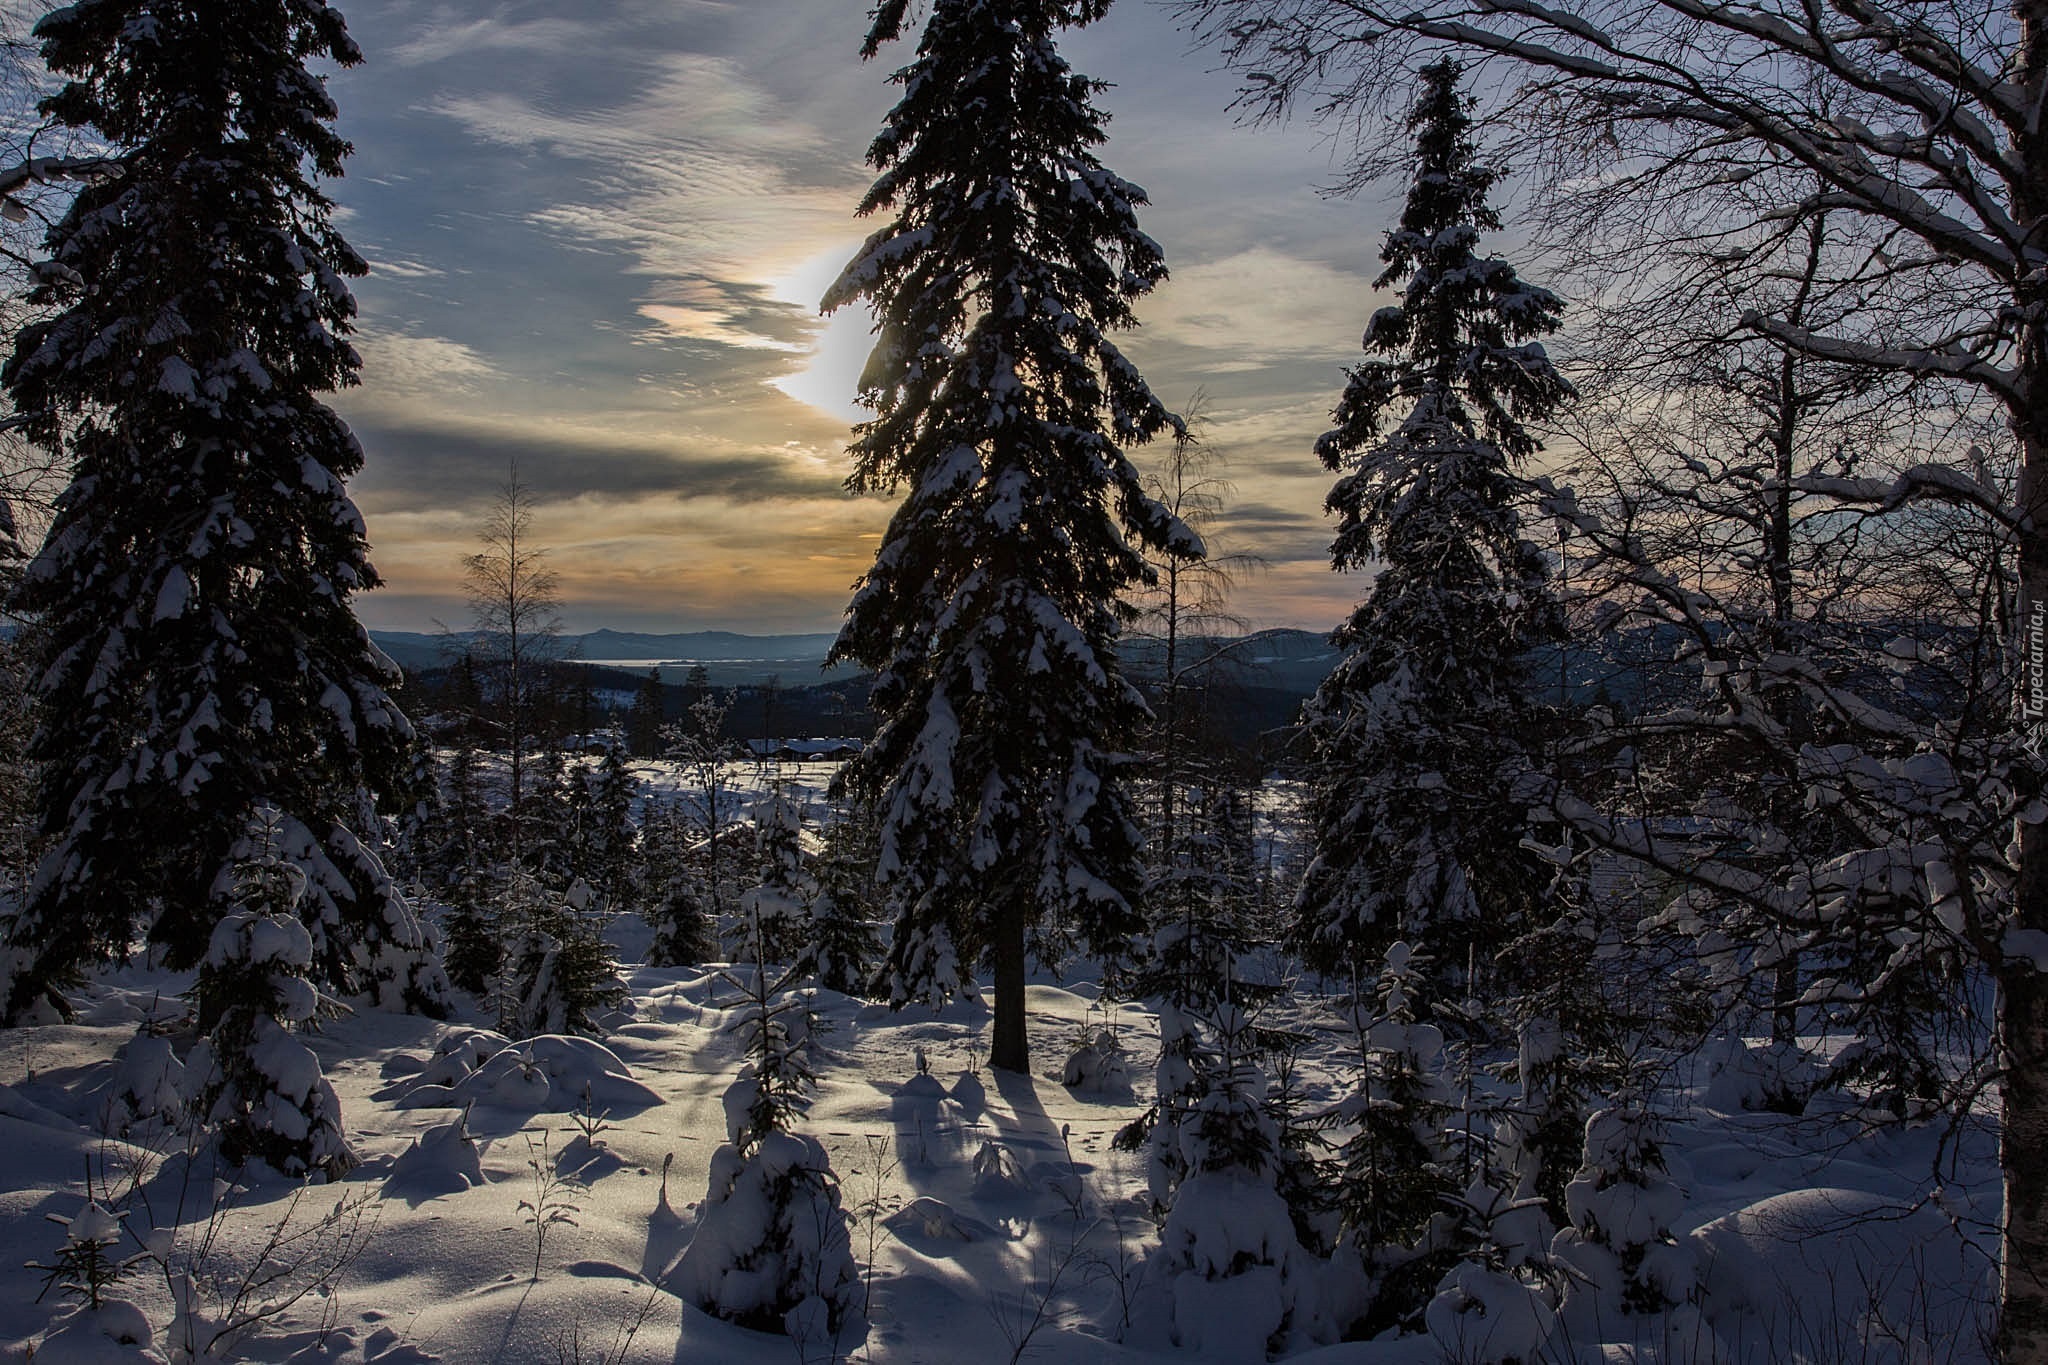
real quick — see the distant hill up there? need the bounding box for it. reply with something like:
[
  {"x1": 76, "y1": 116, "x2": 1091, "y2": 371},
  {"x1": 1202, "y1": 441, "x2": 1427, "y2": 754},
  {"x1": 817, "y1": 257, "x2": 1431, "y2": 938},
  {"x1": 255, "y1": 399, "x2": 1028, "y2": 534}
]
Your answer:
[
  {"x1": 370, "y1": 628, "x2": 853, "y2": 685},
  {"x1": 374, "y1": 625, "x2": 1344, "y2": 693},
  {"x1": 368, "y1": 621, "x2": 1731, "y2": 750}
]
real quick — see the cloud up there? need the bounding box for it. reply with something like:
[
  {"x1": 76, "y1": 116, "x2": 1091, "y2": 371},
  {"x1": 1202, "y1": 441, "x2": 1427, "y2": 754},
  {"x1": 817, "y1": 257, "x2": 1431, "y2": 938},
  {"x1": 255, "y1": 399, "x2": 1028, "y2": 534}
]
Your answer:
[
  {"x1": 1216, "y1": 500, "x2": 1327, "y2": 545},
  {"x1": 420, "y1": 49, "x2": 871, "y2": 355},
  {"x1": 341, "y1": 403, "x2": 854, "y2": 515},
  {"x1": 355, "y1": 330, "x2": 498, "y2": 394},
  {"x1": 1144, "y1": 248, "x2": 1381, "y2": 364},
  {"x1": 356, "y1": 489, "x2": 888, "y2": 636},
  {"x1": 389, "y1": 15, "x2": 602, "y2": 68}
]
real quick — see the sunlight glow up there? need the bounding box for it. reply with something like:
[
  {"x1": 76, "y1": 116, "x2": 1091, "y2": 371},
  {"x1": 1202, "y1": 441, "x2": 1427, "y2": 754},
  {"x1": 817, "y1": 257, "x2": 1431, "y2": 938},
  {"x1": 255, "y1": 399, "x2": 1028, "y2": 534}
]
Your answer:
[{"x1": 767, "y1": 239, "x2": 877, "y2": 426}]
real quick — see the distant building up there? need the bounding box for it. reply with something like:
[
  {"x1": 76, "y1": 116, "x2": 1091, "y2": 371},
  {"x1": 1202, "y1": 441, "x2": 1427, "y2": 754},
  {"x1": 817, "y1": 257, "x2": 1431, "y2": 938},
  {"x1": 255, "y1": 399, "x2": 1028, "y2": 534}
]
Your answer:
[{"x1": 744, "y1": 737, "x2": 864, "y2": 762}]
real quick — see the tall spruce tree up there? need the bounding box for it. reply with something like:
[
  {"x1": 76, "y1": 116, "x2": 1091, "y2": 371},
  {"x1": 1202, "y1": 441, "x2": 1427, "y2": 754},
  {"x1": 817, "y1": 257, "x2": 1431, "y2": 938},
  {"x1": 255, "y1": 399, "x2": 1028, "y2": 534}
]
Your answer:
[
  {"x1": 825, "y1": 0, "x2": 1193, "y2": 1073},
  {"x1": 1296, "y1": 60, "x2": 1569, "y2": 995},
  {"x1": 1, "y1": 0, "x2": 442, "y2": 1018}
]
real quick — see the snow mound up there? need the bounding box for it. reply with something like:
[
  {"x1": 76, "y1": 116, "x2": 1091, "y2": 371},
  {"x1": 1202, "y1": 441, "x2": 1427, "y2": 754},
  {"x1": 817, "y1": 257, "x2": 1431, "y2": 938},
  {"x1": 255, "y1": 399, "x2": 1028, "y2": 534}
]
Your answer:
[
  {"x1": 387, "y1": 1034, "x2": 661, "y2": 1113},
  {"x1": 1690, "y1": 1186, "x2": 1992, "y2": 1357},
  {"x1": 885, "y1": 1195, "x2": 992, "y2": 1244},
  {"x1": 30, "y1": 1299, "x2": 164, "y2": 1364},
  {"x1": 277, "y1": 1323, "x2": 442, "y2": 1364},
  {"x1": 0, "y1": 1082, "x2": 80, "y2": 1131},
  {"x1": 381, "y1": 1116, "x2": 485, "y2": 1203},
  {"x1": 1425, "y1": 1261, "x2": 1558, "y2": 1365},
  {"x1": 894, "y1": 1072, "x2": 947, "y2": 1100}
]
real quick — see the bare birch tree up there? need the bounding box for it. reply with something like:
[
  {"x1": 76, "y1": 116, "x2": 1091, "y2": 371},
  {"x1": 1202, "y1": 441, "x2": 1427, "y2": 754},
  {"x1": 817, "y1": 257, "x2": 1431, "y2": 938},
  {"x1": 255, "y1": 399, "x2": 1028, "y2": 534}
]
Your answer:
[{"x1": 1172, "y1": 0, "x2": 2048, "y2": 1344}]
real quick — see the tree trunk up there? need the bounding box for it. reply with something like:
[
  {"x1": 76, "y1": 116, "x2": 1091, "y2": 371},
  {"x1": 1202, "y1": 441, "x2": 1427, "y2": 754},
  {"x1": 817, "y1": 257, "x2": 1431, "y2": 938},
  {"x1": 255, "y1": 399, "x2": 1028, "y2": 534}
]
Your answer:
[{"x1": 990, "y1": 891, "x2": 1029, "y2": 1074}]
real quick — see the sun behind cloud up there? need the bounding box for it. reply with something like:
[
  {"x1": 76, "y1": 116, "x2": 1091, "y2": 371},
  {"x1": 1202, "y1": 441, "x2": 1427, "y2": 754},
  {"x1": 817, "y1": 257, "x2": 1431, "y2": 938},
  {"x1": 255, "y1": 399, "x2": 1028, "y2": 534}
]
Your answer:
[{"x1": 767, "y1": 239, "x2": 875, "y2": 427}]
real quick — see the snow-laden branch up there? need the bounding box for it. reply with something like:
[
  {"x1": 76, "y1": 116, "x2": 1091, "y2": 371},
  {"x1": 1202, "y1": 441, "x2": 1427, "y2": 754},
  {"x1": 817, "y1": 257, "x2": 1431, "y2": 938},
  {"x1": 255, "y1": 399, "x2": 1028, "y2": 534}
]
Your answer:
[
  {"x1": 1792, "y1": 462, "x2": 2020, "y2": 531},
  {"x1": 0, "y1": 155, "x2": 122, "y2": 219},
  {"x1": 1742, "y1": 310, "x2": 2019, "y2": 403}
]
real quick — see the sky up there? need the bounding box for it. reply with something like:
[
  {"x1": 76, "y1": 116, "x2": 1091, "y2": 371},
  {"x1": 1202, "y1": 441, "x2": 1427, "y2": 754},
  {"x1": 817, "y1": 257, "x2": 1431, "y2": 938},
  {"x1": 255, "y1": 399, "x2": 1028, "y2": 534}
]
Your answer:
[{"x1": 322, "y1": 0, "x2": 1408, "y2": 635}]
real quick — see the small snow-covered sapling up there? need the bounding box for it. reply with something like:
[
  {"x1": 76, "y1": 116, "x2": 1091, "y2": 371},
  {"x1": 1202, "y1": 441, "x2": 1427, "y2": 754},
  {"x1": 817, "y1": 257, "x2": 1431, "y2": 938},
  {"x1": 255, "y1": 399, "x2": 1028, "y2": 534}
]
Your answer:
[{"x1": 29, "y1": 1200, "x2": 137, "y2": 1308}]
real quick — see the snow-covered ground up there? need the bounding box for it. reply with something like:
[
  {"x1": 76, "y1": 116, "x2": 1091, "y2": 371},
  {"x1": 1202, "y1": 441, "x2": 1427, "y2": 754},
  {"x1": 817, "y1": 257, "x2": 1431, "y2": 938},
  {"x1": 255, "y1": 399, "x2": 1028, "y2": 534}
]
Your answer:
[{"x1": 0, "y1": 943, "x2": 1998, "y2": 1365}]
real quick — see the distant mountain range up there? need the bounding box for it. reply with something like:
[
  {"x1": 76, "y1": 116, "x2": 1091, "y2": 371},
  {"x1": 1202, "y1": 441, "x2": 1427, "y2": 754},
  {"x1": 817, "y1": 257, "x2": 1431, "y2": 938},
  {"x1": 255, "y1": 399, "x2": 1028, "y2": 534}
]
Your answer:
[
  {"x1": 369, "y1": 626, "x2": 1344, "y2": 693},
  {"x1": 369, "y1": 628, "x2": 856, "y2": 686}
]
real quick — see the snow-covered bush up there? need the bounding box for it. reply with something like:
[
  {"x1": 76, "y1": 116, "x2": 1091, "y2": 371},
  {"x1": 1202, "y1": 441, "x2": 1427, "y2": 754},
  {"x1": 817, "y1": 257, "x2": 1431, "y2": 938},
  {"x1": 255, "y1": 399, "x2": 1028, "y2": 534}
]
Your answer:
[
  {"x1": 1060, "y1": 1027, "x2": 1129, "y2": 1094},
  {"x1": 1551, "y1": 1105, "x2": 1695, "y2": 1319},
  {"x1": 1425, "y1": 1174, "x2": 1561, "y2": 1365},
  {"x1": 1700, "y1": 1031, "x2": 1818, "y2": 1115},
  {"x1": 673, "y1": 959, "x2": 856, "y2": 1337},
  {"x1": 971, "y1": 1140, "x2": 1031, "y2": 1198},
  {"x1": 186, "y1": 857, "x2": 353, "y2": 1180},
  {"x1": 1148, "y1": 1000, "x2": 1324, "y2": 1356},
  {"x1": 386, "y1": 1031, "x2": 660, "y2": 1113},
  {"x1": 673, "y1": 1127, "x2": 858, "y2": 1337},
  {"x1": 101, "y1": 1029, "x2": 186, "y2": 1136}
]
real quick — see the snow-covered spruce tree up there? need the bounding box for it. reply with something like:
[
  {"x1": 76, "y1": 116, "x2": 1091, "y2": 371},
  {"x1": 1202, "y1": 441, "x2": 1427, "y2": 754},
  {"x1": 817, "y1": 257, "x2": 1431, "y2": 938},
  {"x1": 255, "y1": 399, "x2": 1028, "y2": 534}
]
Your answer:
[
  {"x1": 187, "y1": 840, "x2": 353, "y2": 1180},
  {"x1": 568, "y1": 738, "x2": 639, "y2": 915},
  {"x1": 1550, "y1": 1103, "x2": 1695, "y2": 1323},
  {"x1": 663, "y1": 691, "x2": 742, "y2": 929},
  {"x1": 1332, "y1": 940, "x2": 1464, "y2": 1334},
  {"x1": 25, "y1": 1201, "x2": 163, "y2": 1363},
  {"x1": 629, "y1": 669, "x2": 664, "y2": 758},
  {"x1": 1, "y1": 0, "x2": 442, "y2": 1020},
  {"x1": 517, "y1": 735, "x2": 574, "y2": 884},
  {"x1": 644, "y1": 794, "x2": 714, "y2": 968},
  {"x1": 673, "y1": 959, "x2": 856, "y2": 1338},
  {"x1": 825, "y1": 0, "x2": 1192, "y2": 1074},
  {"x1": 495, "y1": 872, "x2": 626, "y2": 1039},
  {"x1": 378, "y1": 729, "x2": 439, "y2": 892},
  {"x1": 1117, "y1": 780, "x2": 1255, "y2": 1218},
  {"x1": 735, "y1": 784, "x2": 813, "y2": 967},
  {"x1": 1494, "y1": 864, "x2": 1634, "y2": 1220},
  {"x1": 423, "y1": 725, "x2": 504, "y2": 996},
  {"x1": 1295, "y1": 58, "x2": 1568, "y2": 999},
  {"x1": 1179, "y1": 0, "x2": 2048, "y2": 1340},
  {"x1": 1424, "y1": 1165, "x2": 1561, "y2": 1365},
  {"x1": 1151, "y1": 993, "x2": 1324, "y2": 1355},
  {"x1": 807, "y1": 788, "x2": 883, "y2": 996}
]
